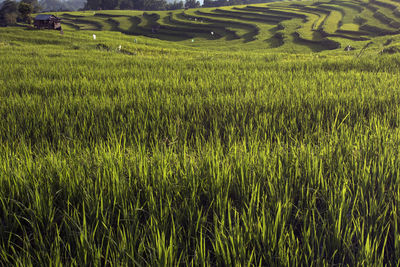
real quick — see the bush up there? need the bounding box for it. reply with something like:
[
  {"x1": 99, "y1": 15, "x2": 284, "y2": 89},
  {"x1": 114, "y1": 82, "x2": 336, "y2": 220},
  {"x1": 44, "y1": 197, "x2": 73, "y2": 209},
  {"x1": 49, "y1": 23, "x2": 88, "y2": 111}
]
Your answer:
[
  {"x1": 3, "y1": 12, "x2": 17, "y2": 25},
  {"x1": 380, "y1": 45, "x2": 400, "y2": 54}
]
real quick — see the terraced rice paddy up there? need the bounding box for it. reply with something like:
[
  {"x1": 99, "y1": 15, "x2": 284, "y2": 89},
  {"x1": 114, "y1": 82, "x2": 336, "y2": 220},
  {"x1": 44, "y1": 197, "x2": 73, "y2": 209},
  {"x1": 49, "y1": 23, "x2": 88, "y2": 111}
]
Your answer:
[
  {"x1": 1, "y1": 0, "x2": 400, "y2": 265},
  {"x1": 52, "y1": 0, "x2": 400, "y2": 51}
]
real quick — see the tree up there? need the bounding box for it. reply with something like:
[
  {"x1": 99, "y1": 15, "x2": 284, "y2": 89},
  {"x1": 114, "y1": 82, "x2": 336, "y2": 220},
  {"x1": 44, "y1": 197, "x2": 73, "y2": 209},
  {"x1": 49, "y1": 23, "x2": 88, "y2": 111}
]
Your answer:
[
  {"x1": 166, "y1": 1, "x2": 183, "y2": 10},
  {"x1": 0, "y1": 0, "x2": 18, "y2": 25},
  {"x1": 136, "y1": 0, "x2": 166, "y2": 10},
  {"x1": 185, "y1": 0, "x2": 200, "y2": 8},
  {"x1": 202, "y1": 0, "x2": 243, "y2": 7},
  {"x1": 84, "y1": 0, "x2": 101, "y2": 10},
  {"x1": 18, "y1": 2, "x2": 33, "y2": 23},
  {"x1": 101, "y1": 0, "x2": 119, "y2": 10},
  {"x1": 119, "y1": 0, "x2": 134, "y2": 9},
  {"x1": 22, "y1": 0, "x2": 40, "y2": 12},
  {"x1": 202, "y1": 0, "x2": 216, "y2": 7}
]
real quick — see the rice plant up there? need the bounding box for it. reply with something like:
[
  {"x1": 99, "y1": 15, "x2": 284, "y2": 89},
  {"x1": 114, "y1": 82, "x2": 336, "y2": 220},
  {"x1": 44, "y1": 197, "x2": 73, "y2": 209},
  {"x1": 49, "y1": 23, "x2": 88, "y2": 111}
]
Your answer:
[{"x1": 1, "y1": 5, "x2": 400, "y2": 265}]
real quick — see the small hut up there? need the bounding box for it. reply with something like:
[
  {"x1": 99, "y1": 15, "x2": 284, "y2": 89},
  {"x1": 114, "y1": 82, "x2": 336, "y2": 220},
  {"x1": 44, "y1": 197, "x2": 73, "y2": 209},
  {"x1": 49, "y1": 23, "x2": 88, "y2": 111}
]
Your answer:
[{"x1": 34, "y1": 14, "x2": 61, "y2": 30}]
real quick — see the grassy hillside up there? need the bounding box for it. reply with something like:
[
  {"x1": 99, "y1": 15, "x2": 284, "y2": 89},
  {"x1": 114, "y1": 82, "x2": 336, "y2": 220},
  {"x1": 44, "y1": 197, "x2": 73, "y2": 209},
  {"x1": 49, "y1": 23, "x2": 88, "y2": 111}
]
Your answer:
[{"x1": 1, "y1": 1, "x2": 400, "y2": 265}]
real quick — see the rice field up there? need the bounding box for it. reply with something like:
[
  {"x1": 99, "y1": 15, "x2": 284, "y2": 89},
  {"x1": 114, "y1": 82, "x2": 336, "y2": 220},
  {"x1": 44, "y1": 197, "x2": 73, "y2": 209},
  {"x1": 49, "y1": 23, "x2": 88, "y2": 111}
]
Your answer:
[
  {"x1": 49, "y1": 0, "x2": 400, "y2": 51},
  {"x1": 1, "y1": 0, "x2": 400, "y2": 265}
]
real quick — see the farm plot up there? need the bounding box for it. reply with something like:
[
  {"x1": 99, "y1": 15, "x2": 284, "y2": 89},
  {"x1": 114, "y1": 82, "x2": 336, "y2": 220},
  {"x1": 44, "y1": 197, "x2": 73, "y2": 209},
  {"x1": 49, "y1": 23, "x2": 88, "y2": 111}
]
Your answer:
[{"x1": 31, "y1": 2, "x2": 400, "y2": 57}]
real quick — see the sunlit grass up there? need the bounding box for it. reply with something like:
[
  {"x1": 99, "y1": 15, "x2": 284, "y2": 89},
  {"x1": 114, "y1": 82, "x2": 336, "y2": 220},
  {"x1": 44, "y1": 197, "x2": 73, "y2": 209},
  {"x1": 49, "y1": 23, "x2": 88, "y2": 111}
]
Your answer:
[{"x1": 1, "y1": 6, "x2": 400, "y2": 265}]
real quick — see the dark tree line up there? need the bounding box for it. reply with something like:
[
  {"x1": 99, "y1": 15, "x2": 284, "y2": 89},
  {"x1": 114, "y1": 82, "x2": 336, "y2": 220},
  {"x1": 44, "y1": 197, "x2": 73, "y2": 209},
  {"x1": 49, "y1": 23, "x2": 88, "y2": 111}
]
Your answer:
[
  {"x1": 203, "y1": 0, "x2": 275, "y2": 7},
  {"x1": 83, "y1": 0, "x2": 274, "y2": 11},
  {"x1": 84, "y1": 0, "x2": 189, "y2": 11},
  {"x1": 40, "y1": 0, "x2": 86, "y2": 11}
]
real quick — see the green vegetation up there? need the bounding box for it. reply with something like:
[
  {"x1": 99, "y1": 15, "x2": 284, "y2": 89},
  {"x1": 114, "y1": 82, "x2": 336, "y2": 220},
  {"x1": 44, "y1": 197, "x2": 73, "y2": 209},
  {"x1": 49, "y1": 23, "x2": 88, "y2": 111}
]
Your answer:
[
  {"x1": 1, "y1": 0, "x2": 400, "y2": 265},
  {"x1": 322, "y1": 10, "x2": 341, "y2": 34},
  {"x1": 43, "y1": 0, "x2": 400, "y2": 51}
]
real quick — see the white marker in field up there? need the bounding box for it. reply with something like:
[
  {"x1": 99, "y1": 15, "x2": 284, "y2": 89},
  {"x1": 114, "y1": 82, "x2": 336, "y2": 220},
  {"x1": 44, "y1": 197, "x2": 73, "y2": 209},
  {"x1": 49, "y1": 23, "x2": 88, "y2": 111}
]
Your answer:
[
  {"x1": 134, "y1": 38, "x2": 137, "y2": 43},
  {"x1": 195, "y1": 18, "x2": 197, "y2": 21},
  {"x1": 93, "y1": 34, "x2": 96, "y2": 40},
  {"x1": 118, "y1": 45, "x2": 122, "y2": 51},
  {"x1": 211, "y1": 31, "x2": 214, "y2": 35},
  {"x1": 192, "y1": 39, "x2": 194, "y2": 42}
]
